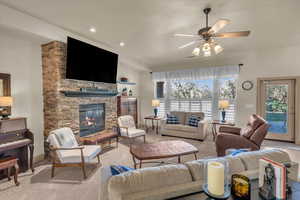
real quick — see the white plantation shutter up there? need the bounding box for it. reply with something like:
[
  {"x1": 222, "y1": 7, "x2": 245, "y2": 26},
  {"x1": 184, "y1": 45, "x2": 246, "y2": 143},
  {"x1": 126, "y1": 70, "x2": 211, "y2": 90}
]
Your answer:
[{"x1": 154, "y1": 65, "x2": 239, "y2": 121}]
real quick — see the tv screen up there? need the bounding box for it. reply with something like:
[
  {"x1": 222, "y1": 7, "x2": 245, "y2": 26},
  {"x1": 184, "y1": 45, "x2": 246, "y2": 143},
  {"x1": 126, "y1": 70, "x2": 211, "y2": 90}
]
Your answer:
[{"x1": 66, "y1": 37, "x2": 118, "y2": 83}]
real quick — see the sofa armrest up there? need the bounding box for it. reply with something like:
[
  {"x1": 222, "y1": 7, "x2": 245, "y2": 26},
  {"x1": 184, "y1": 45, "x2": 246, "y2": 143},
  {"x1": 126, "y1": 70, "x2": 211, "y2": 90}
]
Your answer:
[
  {"x1": 197, "y1": 120, "x2": 209, "y2": 139},
  {"x1": 219, "y1": 126, "x2": 241, "y2": 135},
  {"x1": 99, "y1": 167, "x2": 113, "y2": 200}
]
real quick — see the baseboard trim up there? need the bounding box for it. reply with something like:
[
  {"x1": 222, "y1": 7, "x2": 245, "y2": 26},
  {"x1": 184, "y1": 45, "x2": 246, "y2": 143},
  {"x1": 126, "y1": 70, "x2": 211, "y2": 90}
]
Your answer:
[{"x1": 161, "y1": 134, "x2": 203, "y2": 142}]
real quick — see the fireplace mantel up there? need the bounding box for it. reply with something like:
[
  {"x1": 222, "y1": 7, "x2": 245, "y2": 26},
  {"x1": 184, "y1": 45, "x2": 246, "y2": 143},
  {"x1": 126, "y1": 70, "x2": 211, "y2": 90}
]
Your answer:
[{"x1": 60, "y1": 90, "x2": 118, "y2": 97}]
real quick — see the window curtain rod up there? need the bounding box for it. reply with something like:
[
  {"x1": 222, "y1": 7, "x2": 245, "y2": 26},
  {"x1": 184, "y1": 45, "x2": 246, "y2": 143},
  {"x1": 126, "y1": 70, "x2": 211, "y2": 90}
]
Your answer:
[{"x1": 150, "y1": 63, "x2": 244, "y2": 74}]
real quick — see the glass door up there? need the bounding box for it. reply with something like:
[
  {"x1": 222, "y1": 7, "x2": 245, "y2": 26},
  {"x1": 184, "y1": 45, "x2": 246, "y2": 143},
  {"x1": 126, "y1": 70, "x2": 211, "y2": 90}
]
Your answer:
[{"x1": 259, "y1": 79, "x2": 295, "y2": 141}]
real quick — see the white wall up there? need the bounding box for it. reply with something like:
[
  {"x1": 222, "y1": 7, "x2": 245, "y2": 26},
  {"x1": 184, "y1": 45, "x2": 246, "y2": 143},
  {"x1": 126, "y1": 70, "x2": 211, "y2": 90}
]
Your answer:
[{"x1": 0, "y1": 29, "x2": 44, "y2": 157}]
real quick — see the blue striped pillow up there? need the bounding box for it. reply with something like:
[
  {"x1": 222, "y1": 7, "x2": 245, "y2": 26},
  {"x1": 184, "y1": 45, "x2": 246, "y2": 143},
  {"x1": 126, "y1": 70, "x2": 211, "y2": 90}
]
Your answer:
[
  {"x1": 188, "y1": 115, "x2": 200, "y2": 127},
  {"x1": 167, "y1": 115, "x2": 179, "y2": 124}
]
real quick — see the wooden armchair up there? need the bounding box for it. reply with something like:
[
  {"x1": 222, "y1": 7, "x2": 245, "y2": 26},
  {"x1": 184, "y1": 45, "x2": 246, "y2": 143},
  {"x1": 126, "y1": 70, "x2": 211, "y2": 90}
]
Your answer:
[
  {"x1": 47, "y1": 127, "x2": 101, "y2": 179},
  {"x1": 117, "y1": 115, "x2": 146, "y2": 145}
]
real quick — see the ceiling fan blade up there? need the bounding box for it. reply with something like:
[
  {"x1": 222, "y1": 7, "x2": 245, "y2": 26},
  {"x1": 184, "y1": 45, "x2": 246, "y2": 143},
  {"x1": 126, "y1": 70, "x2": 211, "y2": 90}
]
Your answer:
[
  {"x1": 208, "y1": 19, "x2": 230, "y2": 34},
  {"x1": 174, "y1": 33, "x2": 199, "y2": 37},
  {"x1": 178, "y1": 41, "x2": 197, "y2": 49},
  {"x1": 214, "y1": 31, "x2": 250, "y2": 38}
]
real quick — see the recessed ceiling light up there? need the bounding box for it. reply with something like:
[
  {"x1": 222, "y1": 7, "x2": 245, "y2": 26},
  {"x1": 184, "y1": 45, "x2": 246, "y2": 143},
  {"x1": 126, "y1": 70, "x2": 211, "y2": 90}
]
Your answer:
[
  {"x1": 120, "y1": 42, "x2": 125, "y2": 47},
  {"x1": 89, "y1": 27, "x2": 96, "y2": 33}
]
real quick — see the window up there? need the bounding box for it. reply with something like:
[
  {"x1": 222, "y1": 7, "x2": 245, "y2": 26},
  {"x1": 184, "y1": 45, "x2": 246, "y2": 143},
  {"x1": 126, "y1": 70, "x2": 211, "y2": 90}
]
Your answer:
[{"x1": 155, "y1": 77, "x2": 237, "y2": 121}]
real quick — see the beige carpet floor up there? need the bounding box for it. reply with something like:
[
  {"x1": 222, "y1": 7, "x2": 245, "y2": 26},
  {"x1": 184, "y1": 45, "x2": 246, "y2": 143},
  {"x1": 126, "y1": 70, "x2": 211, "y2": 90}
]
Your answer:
[{"x1": 0, "y1": 130, "x2": 299, "y2": 200}]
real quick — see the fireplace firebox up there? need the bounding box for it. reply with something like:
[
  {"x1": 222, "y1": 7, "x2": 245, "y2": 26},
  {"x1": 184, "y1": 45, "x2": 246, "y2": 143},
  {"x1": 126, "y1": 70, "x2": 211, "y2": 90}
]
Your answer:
[{"x1": 79, "y1": 103, "x2": 105, "y2": 137}]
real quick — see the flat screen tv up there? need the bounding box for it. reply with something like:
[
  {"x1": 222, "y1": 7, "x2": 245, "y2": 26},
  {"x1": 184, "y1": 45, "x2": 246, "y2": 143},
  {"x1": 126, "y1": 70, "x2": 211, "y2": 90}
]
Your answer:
[{"x1": 66, "y1": 37, "x2": 118, "y2": 83}]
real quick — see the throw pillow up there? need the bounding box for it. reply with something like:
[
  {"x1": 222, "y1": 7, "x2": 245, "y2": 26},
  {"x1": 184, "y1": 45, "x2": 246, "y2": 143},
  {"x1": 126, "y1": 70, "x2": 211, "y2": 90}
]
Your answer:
[
  {"x1": 188, "y1": 115, "x2": 200, "y2": 127},
  {"x1": 110, "y1": 165, "x2": 134, "y2": 175},
  {"x1": 229, "y1": 149, "x2": 250, "y2": 156},
  {"x1": 166, "y1": 115, "x2": 179, "y2": 124}
]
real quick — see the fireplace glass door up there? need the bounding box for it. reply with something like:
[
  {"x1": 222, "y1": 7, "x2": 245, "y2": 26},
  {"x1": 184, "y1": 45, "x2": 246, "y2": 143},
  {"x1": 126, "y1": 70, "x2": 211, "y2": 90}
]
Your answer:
[{"x1": 79, "y1": 103, "x2": 105, "y2": 137}]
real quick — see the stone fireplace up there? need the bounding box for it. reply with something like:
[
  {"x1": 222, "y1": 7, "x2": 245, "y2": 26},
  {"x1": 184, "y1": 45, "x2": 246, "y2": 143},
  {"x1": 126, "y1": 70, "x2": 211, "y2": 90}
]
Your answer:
[
  {"x1": 42, "y1": 41, "x2": 117, "y2": 155},
  {"x1": 79, "y1": 103, "x2": 105, "y2": 137}
]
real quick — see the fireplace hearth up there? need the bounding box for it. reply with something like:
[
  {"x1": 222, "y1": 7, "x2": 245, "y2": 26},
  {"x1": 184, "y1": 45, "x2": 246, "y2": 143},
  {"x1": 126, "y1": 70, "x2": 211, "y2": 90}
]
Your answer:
[{"x1": 79, "y1": 103, "x2": 105, "y2": 137}]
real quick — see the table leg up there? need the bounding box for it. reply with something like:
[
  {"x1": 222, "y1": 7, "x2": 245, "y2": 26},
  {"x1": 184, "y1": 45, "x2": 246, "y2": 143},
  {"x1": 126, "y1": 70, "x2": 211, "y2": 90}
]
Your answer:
[
  {"x1": 178, "y1": 156, "x2": 181, "y2": 163},
  {"x1": 156, "y1": 120, "x2": 159, "y2": 134},
  {"x1": 14, "y1": 163, "x2": 20, "y2": 186},
  {"x1": 139, "y1": 160, "x2": 142, "y2": 169},
  {"x1": 7, "y1": 168, "x2": 11, "y2": 181},
  {"x1": 194, "y1": 153, "x2": 198, "y2": 160},
  {"x1": 145, "y1": 119, "x2": 148, "y2": 133},
  {"x1": 151, "y1": 119, "x2": 154, "y2": 130}
]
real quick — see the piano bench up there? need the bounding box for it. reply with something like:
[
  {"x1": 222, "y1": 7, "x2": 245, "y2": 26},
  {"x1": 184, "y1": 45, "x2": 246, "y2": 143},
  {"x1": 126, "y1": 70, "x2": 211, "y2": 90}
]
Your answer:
[{"x1": 0, "y1": 157, "x2": 20, "y2": 186}]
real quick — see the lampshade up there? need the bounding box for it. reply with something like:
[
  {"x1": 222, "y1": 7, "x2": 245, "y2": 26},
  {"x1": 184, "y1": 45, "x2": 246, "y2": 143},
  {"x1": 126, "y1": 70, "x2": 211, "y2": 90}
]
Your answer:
[
  {"x1": 219, "y1": 100, "x2": 229, "y2": 109},
  {"x1": 152, "y1": 99, "x2": 160, "y2": 107},
  {"x1": 0, "y1": 96, "x2": 13, "y2": 107}
]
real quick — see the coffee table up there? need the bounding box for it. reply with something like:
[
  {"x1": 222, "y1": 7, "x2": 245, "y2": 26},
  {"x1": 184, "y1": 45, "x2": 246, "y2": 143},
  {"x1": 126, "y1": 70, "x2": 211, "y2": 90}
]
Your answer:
[{"x1": 130, "y1": 140, "x2": 198, "y2": 169}]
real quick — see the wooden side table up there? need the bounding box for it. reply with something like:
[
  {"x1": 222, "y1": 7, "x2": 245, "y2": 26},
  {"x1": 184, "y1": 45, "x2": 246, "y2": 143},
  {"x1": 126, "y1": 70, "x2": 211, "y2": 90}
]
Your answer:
[
  {"x1": 210, "y1": 120, "x2": 235, "y2": 141},
  {"x1": 144, "y1": 116, "x2": 162, "y2": 134},
  {"x1": 0, "y1": 157, "x2": 20, "y2": 186}
]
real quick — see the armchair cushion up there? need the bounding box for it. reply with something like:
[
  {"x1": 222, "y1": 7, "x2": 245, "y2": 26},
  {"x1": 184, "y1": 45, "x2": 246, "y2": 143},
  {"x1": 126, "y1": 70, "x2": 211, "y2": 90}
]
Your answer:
[
  {"x1": 60, "y1": 145, "x2": 101, "y2": 163},
  {"x1": 126, "y1": 128, "x2": 145, "y2": 138},
  {"x1": 50, "y1": 127, "x2": 78, "y2": 148},
  {"x1": 241, "y1": 114, "x2": 265, "y2": 138},
  {"x1": 118, "y1": 115, "x2": 136, "y2": 129}
]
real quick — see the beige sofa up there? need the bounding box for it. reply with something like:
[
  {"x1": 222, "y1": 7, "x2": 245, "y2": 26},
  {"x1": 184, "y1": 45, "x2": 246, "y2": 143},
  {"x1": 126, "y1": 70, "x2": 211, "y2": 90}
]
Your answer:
[
  {"x1": 99, "y1": 149, "x2": 299, "y2": 200},
  {"x1": 160, "y1": 111, "x2": 208, "y2": 141}
]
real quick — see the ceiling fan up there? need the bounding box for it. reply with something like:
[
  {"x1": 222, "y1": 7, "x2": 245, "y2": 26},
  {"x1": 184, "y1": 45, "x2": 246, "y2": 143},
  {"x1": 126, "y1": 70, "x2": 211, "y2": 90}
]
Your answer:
[{"x1": 175, "y1": 8, "x2": 250, "y2": 57}]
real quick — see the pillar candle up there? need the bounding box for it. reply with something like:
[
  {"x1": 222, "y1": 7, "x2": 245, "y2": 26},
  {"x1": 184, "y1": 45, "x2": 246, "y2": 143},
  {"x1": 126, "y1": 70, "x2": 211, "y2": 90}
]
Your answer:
[{"x1": 207, "y1": 161, "x2": 225, "y2": 195}]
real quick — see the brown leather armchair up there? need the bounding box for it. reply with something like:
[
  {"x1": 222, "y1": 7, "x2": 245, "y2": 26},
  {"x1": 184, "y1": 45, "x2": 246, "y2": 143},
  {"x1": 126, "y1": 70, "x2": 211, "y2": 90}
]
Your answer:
[{"x1": 216, "y1": 114, "x2": 270, "y2": 157}]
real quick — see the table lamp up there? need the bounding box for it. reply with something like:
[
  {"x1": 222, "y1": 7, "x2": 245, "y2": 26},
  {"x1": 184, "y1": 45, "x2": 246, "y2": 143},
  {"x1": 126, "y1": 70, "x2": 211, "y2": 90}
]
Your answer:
[
  {"x1": 0, "y1": 96, "x2": 13, "y2": 120},
  {"x1": 219, "y1": 100, "x2": 229, "y2": 122},
  {"x1": 152, "y1": 99, "x2": 160, "y2": 118}
]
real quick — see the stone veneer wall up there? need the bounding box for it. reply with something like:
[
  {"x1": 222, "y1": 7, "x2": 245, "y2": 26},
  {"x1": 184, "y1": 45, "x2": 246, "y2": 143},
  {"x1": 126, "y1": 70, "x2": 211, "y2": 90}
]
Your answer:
[{"x1": 42, "y1": 41, "x2": 117, "y2": 154}]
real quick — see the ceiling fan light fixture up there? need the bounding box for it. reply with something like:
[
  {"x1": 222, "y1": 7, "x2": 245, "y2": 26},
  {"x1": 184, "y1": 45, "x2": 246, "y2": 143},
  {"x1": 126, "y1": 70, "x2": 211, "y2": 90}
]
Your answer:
[
  {"x1": 203, "y1": 50, "x2": 211, "y2": 57},
  {"x1": 202, "y1": 42, "x2": 210, "y2": 52},
  {"x1": 214, "y1": 44, "x2": 223, "y2": 54},
  {"x1": 192, "y1": 47, "x2": 200, "y2": 56}
]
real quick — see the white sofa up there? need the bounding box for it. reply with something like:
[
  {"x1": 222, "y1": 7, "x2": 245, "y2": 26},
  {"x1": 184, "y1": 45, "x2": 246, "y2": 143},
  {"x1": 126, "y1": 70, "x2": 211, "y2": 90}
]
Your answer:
[
  {"x1": 99, "y1": 149, "x2": 299, "y2": 200},
  {"x1": 160, "y1": 111, "x2": 208, "y2": 141}
]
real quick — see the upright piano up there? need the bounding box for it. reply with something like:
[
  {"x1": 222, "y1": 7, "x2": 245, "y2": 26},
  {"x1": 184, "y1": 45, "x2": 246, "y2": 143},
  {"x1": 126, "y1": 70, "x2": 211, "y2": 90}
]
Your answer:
[{"x1": 0, "y1": 118, "x2": 34, "y2": 174}]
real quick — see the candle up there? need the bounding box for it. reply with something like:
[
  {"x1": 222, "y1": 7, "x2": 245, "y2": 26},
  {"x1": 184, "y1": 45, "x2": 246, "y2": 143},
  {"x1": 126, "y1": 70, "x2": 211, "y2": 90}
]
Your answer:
[{"x1": 207, "y1": 161, "x2": 225, "y2": 195}]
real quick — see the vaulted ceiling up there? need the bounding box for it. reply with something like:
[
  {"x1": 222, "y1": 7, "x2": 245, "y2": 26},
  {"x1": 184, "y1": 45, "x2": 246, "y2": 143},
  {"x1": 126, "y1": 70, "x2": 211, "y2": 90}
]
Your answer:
[{"x1": 1, "y1": 0, "x2": 300, "y2": 70}]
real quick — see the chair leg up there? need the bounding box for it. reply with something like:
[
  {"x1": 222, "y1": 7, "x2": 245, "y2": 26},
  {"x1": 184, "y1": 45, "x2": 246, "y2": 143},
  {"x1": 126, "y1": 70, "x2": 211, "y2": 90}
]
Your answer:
[
  {"x1": 51, "y1": 163, "x2": 55, "y2": 178},
  {"x1": 82, "y1": 164, "x2": 87, "y2": 179},
  {"x1": 7, "y1": 168, "x2": 11, "y2": 181},
  {"x1": 143, "y1": 135, "x2": 146, "y2": 143}
]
